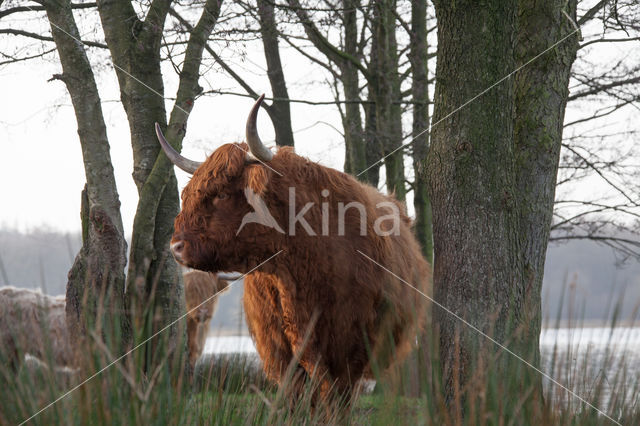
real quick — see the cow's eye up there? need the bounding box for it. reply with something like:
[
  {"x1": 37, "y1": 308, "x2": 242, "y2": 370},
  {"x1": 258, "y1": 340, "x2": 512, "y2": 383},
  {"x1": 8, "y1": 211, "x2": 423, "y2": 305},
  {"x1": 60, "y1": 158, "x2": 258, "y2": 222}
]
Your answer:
[{"x1": 216, "y1": 192, "x2": 228, "y2": 200}]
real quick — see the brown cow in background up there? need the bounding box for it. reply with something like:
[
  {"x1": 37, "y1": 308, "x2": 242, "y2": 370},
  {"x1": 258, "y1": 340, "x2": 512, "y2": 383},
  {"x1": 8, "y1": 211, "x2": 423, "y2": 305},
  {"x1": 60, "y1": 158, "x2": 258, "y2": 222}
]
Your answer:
[
  {"x1": 183, "y1": 270, "x2": 230, "y2": 368},
  {"x1": 157, "y1": 95, "x2": 431, "y2": 403}
]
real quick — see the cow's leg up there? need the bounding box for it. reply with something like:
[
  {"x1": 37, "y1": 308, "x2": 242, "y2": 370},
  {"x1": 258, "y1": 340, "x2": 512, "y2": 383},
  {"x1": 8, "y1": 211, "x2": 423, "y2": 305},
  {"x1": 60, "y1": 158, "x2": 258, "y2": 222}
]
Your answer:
[
  {"x1": 186, "y1": 316, "x2": 200, "y2": 369},
  {"x1": 279, "y1": 309, "x2": 338, "y2": 408},
  {"x1": 243, "y1": 274, "x2": 294, "y2": 384}
]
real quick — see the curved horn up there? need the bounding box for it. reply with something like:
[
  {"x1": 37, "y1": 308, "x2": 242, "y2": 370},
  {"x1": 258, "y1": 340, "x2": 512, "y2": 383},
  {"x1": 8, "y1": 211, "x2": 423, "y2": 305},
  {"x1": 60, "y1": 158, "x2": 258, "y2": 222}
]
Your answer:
[
  {"x1": 155, "y1": 123, "x2": 202, "y2": 174},
  {"x1": 245, "y1": 94, "x2": 273, "y2": 162}
]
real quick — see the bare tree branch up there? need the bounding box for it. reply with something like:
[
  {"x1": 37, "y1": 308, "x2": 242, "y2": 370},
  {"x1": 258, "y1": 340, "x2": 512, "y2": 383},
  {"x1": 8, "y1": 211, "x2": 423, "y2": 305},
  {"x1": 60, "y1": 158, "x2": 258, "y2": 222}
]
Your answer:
[
  {"x1": 168, "y1": 7, "x2": 264, "y2": 107},
  {"x1": 577, "y1": 0, "x2": 608, "y2": 26},
  {"x1": 0, "y1": 28, "x2": 107, "y2": 48},
  {"x1": 285, "y1": 0, "x2": 371, "y2": 81},
  {"x1": 0, "y1": 2, "x2": 96, "y2": 20},
  {"x1": 580, "y1": 36, "x2": 640, "y2": 49},
  {"x1": 562, "y1": 144, "x2": 638, "y2": 205},
  {"x1": 568, "y1": 74, "x2": 640, "y2": 101}
]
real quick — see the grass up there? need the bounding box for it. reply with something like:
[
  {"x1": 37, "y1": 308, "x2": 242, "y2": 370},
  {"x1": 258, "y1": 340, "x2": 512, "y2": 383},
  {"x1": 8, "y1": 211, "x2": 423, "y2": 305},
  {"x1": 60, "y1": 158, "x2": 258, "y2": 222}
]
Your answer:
[{"x1": 1, "y1": 303, "x2": 639, "y2": 425}]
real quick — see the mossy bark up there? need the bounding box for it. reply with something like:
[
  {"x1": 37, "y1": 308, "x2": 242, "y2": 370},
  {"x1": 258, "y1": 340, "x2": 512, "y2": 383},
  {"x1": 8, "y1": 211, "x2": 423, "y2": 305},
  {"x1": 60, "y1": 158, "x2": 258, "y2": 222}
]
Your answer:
[
  {"x1": 428, "y1": 0, "x2": 524, "y2": 410},
  {"x1": 428, "y1": 0, "x2": 580, "y2": 416},
  {"x1": 95, "y1": 0, "x2": 181, "y2": 370},
  {"x1": 96, "y1": 0, "x2": 223, "y2": 372},
  {"x1": 44, "y1": 0, "x2": 128, "y2": 353}
]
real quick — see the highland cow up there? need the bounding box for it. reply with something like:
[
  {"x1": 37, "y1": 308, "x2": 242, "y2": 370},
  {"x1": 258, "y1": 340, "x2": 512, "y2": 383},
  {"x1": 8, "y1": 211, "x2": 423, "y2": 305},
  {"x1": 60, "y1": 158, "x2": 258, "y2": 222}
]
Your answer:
[
  {"x1": 157, "y1": 95, "x2": 431, "y2": 402},
  {"x1": 0, "y1": 286, "x2": 72, "y2": 371},
  {"x1": 183, "y1": 270, "x2": 230, "y2": 368}
]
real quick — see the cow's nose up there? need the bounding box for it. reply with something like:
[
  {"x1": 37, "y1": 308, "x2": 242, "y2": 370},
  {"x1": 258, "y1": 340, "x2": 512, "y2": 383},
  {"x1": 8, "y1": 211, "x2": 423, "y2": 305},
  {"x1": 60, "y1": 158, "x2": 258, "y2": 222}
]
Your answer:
[{"x1": 170, "y1": 240, "x2": 185, "y2": 261}]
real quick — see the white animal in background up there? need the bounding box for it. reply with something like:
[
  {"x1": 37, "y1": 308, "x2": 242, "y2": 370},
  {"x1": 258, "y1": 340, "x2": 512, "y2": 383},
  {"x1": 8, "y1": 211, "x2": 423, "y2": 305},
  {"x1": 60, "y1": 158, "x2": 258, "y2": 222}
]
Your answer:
[{"x1": 0, "y1": 286, "x2": 72, "y2": 371}]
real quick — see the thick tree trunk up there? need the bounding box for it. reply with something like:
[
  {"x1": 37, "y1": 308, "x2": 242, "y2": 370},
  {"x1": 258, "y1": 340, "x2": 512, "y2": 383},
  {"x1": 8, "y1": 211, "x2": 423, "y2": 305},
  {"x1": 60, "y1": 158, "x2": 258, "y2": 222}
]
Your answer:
[
  {"x1": 514, "y1": 0, "x2": 579, "y2": 398},
  {"x1": 44, "y1": 0, "x2": 128, "y2": 352},
  {"x1": 428, "y1": 0, "x2": 525, "y2": 410},
  {"x1": 428, "y1": 0, "x2": 580, "y2": 418},
  {"x1": 257, "y1": 0, "x2": 295, "y2": 147}
]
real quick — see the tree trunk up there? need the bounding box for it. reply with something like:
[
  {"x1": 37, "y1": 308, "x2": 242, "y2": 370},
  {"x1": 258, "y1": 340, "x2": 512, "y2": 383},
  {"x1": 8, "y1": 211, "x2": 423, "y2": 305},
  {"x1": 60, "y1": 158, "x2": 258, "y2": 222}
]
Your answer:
[
  {"x1": 44, "y1": 0, "x2": 128, "y2": 352},
  {"x1": 408, "y1": 0, "x2": 433, "y2": 399},
  {"x1": 428, "y1": 0, "x2": 524, "y2": 411},
  {"x1": 257, "y1": 0, "x2": 295, "y2": 147},
  {"x1": 373, "y1": 0, "x2": 405, "y2": 201},
  {"x1": 428, "y1": 0, "x2": 580, "y2": 418},
  {"x1": 364, "y1": 43, "x2": 382, "y2": 188},
  {"x1": 513, "y1": 0, "x2": 579, "y2": 398},
  {"x1": 409, "y1": 0, "x2": 432, "y2": 261},
  {"x1": 96, "y1": 0, "x2": 182, "y2": 369},
  {"x1": 341, "y1": 0, "x2": 366, "y2": 175},
  {"x1": 96, "y1": 0, "x2": 223, "y2": 372}
]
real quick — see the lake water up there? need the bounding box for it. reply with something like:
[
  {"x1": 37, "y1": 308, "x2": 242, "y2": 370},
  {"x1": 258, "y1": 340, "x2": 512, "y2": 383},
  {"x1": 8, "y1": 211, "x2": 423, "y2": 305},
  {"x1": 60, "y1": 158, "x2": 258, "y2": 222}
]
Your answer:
[
  {"x1": 205, "y1": 327, "x2": 640, "y2": 357},
  {"x1": 203, "y1": 335, "x2": 256, "y2": 354},
  {"x1": 204, "y1": 327, "x2": 640, "y2": 409},
  {"x1": 541, "y1": 327, "x2": 640, "y2": 410}
]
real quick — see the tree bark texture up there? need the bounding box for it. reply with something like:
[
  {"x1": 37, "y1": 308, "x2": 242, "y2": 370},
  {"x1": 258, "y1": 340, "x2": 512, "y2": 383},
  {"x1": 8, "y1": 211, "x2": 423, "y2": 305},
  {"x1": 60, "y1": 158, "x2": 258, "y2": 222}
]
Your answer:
[
  {"x1": 44, "y1": 0, "x2": 128, "y2": 352},
  {"x1": 513, "y1": 0, "x2": 579, "y2": 396},
  {"x1": 428, "y1": 0, "x2": 580, "y2": 415},
  {"x1": 428, "y1": 0, "x2": 524, "y2": 408}
]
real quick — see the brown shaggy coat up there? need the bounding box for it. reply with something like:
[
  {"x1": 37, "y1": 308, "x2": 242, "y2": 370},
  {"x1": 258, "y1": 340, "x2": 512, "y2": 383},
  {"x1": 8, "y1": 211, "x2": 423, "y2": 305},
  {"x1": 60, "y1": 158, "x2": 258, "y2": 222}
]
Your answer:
[
  {"x1": 172, "y1": 143, "x2": 431, "y2": 400},
  {"x1": 0, "y1": 286, "x2": 72, "y2": 370},
  {"x1": 183, "y1": 270, "x2": 229, "y2": 367}
]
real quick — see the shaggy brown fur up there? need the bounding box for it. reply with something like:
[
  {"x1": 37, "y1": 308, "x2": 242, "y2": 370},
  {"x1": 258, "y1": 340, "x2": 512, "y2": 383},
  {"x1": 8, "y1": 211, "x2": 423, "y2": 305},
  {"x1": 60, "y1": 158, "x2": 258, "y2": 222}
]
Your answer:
[
  {"x1": 0, "y1": 286, "x2": 72, "y2": 370},
  {"x1": 183, "y1": 270, "x2": 229, "y2": 368},
  {"x1": 172, "y1": 143, "x2": 431, "y2": 401}
]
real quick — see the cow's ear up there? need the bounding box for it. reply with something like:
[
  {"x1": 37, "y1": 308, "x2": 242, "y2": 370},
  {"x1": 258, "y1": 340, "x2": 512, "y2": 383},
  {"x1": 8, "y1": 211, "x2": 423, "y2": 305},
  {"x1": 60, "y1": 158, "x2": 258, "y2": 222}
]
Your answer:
[{"x1": 243, "y1": 164, "x2": 270, "y2": 196}]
